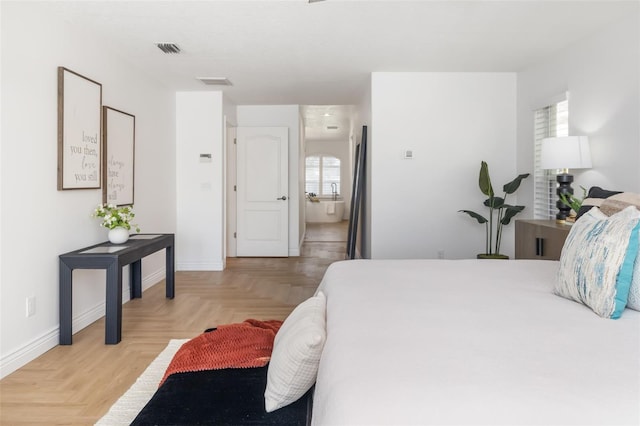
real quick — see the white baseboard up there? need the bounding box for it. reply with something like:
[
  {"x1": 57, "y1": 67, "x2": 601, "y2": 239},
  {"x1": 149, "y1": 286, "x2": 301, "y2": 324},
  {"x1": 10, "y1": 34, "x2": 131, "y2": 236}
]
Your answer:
[
  {"x1": 0, "y1": 326, "x2": 59, "y2": 379},
  {"x1": 141, "y1": 268, "x2": 167, "y2": 293},
  {"x1": 73, "y1": 302, "x2": 106, "y2": 334},
  {"x1": 0, "y1": 267, "x2": 166, "y2": 379},
  {"x1": 177, "y1": 261, "x2": 224, "y2": 271},
  {"x1": 289, "y1": 247, "x2": 300, "y2": 256}
]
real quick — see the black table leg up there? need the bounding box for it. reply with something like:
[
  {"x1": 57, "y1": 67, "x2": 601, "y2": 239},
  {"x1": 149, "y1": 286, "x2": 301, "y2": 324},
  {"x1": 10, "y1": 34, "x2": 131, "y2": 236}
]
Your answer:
[
  {"x1": 166, "y1": 244, "x2": 175, "y2": 299},
  {"x1": 131, "y1": 260, "x2": 142, "y2": 298},
  {"x1": 105, "y1": 260, "x2": 123, "y2": 344},
  {"x1": 59, "y1": 261, "x2": 73, "y2": 345}
]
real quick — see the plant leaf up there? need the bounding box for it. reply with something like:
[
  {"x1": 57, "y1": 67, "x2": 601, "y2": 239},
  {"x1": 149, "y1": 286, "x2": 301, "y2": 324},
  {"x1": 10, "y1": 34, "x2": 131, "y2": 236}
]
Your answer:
[
  {"x1": 500, "y1": 205, "x2": 525, "y2": 224},
  {"x1": 478, "y1": 161, "x2": 494, "y2": 197},
  {"x1": 560, "y1": 193, "x2": 582, "y2": 212},
  {"x1": 503, "y1": 173, "x2": 530, "y2": 194},
  {"x1": 484, "y1": 197, "x2": 505, "y2": 209},
  {"x1": 459, "y1": 210, "x2": 488, "y2": 224}
]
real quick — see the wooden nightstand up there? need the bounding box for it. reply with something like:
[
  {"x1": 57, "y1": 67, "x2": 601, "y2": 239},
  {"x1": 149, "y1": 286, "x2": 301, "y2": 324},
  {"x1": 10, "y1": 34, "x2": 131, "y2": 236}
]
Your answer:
[{"x1": 515, "y1": 220, "x2": 572, "y2": 260}]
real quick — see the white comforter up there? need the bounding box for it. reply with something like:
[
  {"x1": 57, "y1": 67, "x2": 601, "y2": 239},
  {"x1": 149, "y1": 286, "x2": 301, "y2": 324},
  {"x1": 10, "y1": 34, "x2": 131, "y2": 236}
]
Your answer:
[{"x1": 313, "y1": 260, "x2": 640, "y2": 426}]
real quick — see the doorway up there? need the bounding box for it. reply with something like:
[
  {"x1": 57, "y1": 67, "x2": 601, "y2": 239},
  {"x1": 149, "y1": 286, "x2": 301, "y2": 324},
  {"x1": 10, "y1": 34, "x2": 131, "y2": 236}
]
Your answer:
[
  {"x1": 226, "y1": 104, "x2": 356, "y2": 259},
  {"x1": 302, "y1": 105, "x2": 356, "y2": 240}
]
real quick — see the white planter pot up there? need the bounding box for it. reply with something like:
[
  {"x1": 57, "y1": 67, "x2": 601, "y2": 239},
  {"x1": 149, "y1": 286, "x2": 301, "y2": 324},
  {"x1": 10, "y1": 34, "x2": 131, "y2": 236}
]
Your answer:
[{"x1": 108, "y1": 227, "x2": 129, "y2": 244}]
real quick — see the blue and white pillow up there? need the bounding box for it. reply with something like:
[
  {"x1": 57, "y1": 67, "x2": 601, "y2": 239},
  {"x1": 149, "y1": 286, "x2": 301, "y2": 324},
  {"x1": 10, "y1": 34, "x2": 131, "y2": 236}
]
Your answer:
[
  {"x1": 555, "y1": 206, "x2": 640, "y2": 319},
  {"x1": 627, "y1": 236, "x2": 640, "y2": 311}
]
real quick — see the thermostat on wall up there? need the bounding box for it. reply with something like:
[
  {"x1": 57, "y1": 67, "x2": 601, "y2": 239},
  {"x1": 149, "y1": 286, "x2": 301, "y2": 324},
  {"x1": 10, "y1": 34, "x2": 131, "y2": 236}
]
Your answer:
[{"x1": 200, "y1": 153, "x2": 212, "y2": 163}]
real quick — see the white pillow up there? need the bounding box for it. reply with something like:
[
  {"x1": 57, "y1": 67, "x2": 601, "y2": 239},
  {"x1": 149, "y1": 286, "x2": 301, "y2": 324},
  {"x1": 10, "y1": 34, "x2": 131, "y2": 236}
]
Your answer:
[{"x1": 264, "y1": 291, "x2": 327, "y2": 412}]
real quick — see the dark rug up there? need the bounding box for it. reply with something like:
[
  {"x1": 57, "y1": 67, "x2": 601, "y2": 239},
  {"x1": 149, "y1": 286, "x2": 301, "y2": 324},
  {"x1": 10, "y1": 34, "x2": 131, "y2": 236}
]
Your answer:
[{"x1": 130, "y1": 364, "x2": 313, "y2": 426}]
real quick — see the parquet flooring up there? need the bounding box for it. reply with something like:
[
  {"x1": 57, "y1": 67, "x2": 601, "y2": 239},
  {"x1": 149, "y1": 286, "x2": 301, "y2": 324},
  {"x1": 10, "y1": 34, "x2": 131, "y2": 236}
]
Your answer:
[{"x1": 0, "y1": 224, "x2": 347, "y2": 425}]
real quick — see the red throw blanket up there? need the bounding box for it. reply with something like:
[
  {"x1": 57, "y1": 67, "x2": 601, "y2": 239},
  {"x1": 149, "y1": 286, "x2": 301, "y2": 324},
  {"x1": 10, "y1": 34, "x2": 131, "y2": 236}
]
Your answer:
[{"x1": 160, "y1": 319, "x2": 283, "y2": 386}]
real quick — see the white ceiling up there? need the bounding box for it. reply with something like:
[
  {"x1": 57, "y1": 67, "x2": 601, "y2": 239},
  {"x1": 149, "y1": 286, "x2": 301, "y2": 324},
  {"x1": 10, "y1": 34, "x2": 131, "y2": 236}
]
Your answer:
[
  {"x1": 34, "y1": 0, "x2": 637, "y2": 140},
  {"x1": 301, "y1": 105, "x2": 354, "y2": 141}
]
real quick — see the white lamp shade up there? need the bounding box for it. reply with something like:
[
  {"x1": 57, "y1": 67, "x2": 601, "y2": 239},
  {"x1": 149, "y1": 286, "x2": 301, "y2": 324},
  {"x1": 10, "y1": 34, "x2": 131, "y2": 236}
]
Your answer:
[{"x1": 540, "y1": 136, "x2": 592, "y2": 170}]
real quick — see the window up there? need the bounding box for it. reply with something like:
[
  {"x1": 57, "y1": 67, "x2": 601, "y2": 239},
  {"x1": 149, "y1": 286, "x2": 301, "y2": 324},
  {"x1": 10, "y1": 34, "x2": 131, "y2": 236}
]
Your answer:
[
  {"x1": 533, "y1": 98, "x2": 568, "y2": 219},
  {"x1": 305, "y1": 155, "x2": 340, "y2": 196}
]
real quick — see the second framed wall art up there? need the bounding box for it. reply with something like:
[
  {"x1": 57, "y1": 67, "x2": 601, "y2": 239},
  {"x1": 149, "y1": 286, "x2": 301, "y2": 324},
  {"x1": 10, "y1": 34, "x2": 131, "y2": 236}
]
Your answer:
[{"x1": 102, "y1": 106, "x2": 135, "y2": 206}]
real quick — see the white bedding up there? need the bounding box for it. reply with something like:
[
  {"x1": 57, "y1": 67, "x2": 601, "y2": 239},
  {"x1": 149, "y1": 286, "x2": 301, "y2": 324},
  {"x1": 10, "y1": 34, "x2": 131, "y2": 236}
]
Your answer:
[{"x1": 313, "y1": 260, "x2": 640, "y2": 426}]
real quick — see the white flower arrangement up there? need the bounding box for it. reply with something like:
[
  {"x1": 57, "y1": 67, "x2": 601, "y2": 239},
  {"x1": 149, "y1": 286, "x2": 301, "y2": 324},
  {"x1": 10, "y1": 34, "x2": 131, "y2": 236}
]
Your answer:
[{"x1": 92, "y1": 203, "x2": 140, "y2": 232}]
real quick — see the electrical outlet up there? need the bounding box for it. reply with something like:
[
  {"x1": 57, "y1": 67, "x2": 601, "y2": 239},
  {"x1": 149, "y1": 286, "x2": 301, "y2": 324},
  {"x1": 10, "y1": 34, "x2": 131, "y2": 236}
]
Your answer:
[
  {"x1": 437, "y1": 249, "x2": 445, "y2": 259},
  {"x1": 26, "y1": 297, "x2": 36, "y2": 317}
]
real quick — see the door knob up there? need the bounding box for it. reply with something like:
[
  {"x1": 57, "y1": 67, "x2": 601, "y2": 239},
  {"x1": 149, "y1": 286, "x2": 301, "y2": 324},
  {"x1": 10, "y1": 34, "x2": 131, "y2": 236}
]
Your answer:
[{"x1": 277, "y1": 196, "x2": 287, "y2": 201}]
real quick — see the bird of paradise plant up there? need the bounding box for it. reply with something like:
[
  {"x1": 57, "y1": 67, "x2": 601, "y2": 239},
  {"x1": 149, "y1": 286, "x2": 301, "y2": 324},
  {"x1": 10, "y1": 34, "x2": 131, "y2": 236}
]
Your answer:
[{"x1": 459, "y1": 161, "x2": 529, "y2": 258}]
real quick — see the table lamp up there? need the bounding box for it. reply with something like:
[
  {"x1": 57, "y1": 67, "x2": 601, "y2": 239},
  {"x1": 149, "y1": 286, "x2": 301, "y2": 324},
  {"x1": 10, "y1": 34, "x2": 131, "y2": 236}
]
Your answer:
[{"x1": 540, "y1": 136, "x2": 592, "y2": 222}]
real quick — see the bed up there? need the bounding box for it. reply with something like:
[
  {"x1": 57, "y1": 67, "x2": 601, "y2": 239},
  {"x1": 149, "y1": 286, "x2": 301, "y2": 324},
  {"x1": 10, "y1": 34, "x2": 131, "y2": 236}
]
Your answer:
[
  {"x1": 311, "y1": 259, "x2": 640, "y2": 425},
  {"x1": 304, "y1": 189, "x2": 640, "y2": 426},
  {"x1": 121, "y1": 189, "x2": 640, "y2": 425}
]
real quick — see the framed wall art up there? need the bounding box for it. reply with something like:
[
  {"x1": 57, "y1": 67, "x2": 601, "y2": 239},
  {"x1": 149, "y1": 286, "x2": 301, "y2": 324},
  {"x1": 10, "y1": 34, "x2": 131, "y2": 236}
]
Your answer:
[
  {"x1": 57, "y1": 67, "x2": 103, "y2": 190},
  {"x1": 102, "y1": 106, "x2": 135, "y2": 206}
]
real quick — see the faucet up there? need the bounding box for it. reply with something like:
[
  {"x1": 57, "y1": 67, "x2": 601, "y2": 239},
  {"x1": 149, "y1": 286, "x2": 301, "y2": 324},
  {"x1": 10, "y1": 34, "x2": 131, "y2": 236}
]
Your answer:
[{"x1": 331, "y1": 183, "x2": 338, "y2": 201}]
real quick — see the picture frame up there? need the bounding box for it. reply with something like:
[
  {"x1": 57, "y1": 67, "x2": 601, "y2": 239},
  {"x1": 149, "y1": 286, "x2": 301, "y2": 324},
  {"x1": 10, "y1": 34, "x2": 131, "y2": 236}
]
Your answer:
[
  {"x1": 102, "y1": 106, "x2": 135, "y2": 206},
  {"x1": 57, "y1": 67, "x2": 103, "y2": 190}
]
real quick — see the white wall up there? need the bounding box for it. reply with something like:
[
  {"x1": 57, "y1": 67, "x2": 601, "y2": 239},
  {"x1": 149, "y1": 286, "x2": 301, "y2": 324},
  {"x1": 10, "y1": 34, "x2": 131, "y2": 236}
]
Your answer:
[
  {"x1": 306, "y1": 138, "x2": 351, "y2": 220},
  {"x1": 370, "y1": 72, "x2": 518, "y2": 259},
  {"x1": 0, "y1": 3, "x2": 176, "y2": 377},
  {"x1": 176, "y1": 92, "x2": 225, "y2": 270},
  {"x1": 236, "y1": 105, "x2": 303, "y2": 256},
  {"x1": 517, "y1": 14, "x2": 640, "y2": 212}
]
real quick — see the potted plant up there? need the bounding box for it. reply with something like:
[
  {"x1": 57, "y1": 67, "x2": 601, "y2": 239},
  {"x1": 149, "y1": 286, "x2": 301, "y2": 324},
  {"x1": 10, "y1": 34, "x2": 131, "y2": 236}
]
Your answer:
[
  {"x1": 559, "y1": 186, "x2": 587, "y2": 221},
  {"x1": 459, "y1": 161, "x2": 529, "y2": 259},
  {"x1": 92, "y1": 203, "x2": 140, "y2": 244}
]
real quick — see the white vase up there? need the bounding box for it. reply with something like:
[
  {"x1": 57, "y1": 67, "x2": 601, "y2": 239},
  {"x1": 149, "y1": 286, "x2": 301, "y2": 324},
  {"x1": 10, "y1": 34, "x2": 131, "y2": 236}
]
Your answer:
[{"x1": 108, "y1": 227, "x2": 129, "y2": 244}]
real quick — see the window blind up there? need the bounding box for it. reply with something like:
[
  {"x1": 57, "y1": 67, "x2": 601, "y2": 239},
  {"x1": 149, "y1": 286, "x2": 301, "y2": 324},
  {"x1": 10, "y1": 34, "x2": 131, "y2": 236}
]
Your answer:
[
  {"x1": 533, "y1": 99, "x2": 568, "y2": 219},
  {"x1": 305, "y1": 156, "x2": 320, "y2": 194},
  {"x1": 305, "y1": 155, "x2": 341, "y2": 196},
  {"x1": 321, "y1": 156, "x2": 340, "y2": 195}
]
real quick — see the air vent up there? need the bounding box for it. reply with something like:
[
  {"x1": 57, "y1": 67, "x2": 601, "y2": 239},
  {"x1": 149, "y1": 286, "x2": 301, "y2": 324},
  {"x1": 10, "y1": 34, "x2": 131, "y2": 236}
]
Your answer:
[
  {"x1": 156, "y1": 43, "x2": 181, "y2": 54},
  {"x1": 197, "y1": 77, "x2": 233, "y2": 86},
  {"x1": 327, "y1": 126, "x2": 339, "y2": 130}
]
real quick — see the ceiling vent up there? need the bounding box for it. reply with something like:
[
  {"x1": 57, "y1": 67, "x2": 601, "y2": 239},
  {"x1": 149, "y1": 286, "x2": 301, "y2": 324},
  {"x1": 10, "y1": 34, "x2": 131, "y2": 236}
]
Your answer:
[
  {"x1": 197, "y1": 77, "x2": 233, "y2": 86},
  {"x1": 156, "y1": 43, "x2": 181, "y2": 54},
  {"x1": 327, "y1": 126, "x2": 339, "y2": 130}
]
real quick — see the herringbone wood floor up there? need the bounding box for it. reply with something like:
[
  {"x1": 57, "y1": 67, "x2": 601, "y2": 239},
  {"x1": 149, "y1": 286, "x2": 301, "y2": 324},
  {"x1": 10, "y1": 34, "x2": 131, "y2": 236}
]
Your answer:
[{"x1": 0, "y1": 223, "x2": 347, "y2": 425}]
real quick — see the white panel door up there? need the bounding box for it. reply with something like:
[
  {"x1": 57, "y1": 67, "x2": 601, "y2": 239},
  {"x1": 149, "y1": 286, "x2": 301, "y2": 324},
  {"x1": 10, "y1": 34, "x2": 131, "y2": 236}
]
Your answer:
[{"x1": 237, "y1": 127, "x2": 289, "y2": 257}]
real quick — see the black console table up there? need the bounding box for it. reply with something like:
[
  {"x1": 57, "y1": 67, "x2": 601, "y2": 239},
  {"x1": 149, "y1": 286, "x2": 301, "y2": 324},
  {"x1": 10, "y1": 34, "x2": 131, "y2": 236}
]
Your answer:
[{"x1": 59, "y1": 233, "x2": 175, "y2": 345}]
